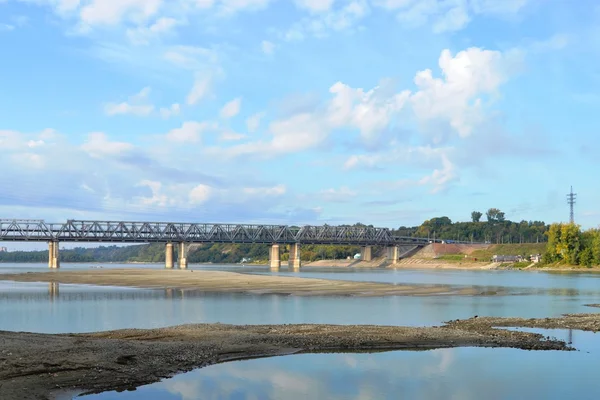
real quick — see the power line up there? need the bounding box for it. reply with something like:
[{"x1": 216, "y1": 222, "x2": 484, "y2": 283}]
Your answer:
[{"x1": 567, "y1": 186, "x2": 577, "y2": 224}]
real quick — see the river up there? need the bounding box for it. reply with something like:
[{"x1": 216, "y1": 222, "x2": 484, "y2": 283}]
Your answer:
[{"x1": 2, "y1": 263, "x2": 600, "y2": 399}]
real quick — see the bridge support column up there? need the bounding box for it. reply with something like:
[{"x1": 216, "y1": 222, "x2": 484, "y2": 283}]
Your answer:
[
  {"x1": 361, "y1": 246, "x2": 372, "y2": 262},
  {"x1": 386, "y1": 246, "x2": 399, "y2": 265},
  {"x1": 48, "y1": 241, "x2": 60, "y2": 269},
  {"x1": 288, "y1": 243, "x2": 301, "y2": 270},
  {"x1": 178, "y1": 242, "x2": 188, "y2": 269},
  {"x1": 165, "y1": 243, "x2": 174, "y2": 269},
  {"x1": 270, "y1": 244, "x2": 281, "y2": 270}
]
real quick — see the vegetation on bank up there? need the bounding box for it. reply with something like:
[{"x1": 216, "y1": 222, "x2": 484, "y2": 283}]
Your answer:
[
  {"x1": 0, "y1": 243, "x2": 363, "y2": 264},
  {"x1": 469, "y1": 244, "x2": 547, "y2": 260},
  {"x1": 394, "y1": 209, "x2": 549, "y2": 244},
  {"x1": 542, "y1": 223, "x2": 600, "y2": 268}
]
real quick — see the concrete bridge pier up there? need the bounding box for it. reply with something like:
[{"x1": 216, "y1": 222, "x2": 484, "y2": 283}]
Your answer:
[
  {"x1": 270, "y1": 244, "x2": 281, "y2": 270},
  {"x1": 165, "y1": 243, "x2": 174, "y2": 269},
  {"x1": 386, "y1": 246, "x2": 399, "y2": 265},
  {"x1": 48, "y1": 241, "x2": 60, "y2": 269},
  {"x1": 361, "y1": 246, "x2": 372, "y2": 262},
  {"x1": 288, "y1": 243, "x2": 301, "y2": 271},
  {"x1": 178, "y1": 242, "x2": 188, "y2": 269}
]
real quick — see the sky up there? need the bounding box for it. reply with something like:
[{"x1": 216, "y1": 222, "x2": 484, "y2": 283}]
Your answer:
[{"x1": 0, "y1": 0, "x2": 599, "y2": 232}]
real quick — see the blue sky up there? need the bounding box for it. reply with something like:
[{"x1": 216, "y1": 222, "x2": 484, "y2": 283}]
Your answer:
[{"x1": 0, "y1": 0, "x2": 599, "y2": 231}]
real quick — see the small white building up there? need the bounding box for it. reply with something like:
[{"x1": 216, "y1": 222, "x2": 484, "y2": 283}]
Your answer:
[{"x1": 530, "y1": 254, "x2": 542, "y2": 263}]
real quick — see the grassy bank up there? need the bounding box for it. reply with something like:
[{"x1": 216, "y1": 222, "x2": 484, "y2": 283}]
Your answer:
[{"x1": 469, "y1": 243, "x2": 546, "y2": 260}]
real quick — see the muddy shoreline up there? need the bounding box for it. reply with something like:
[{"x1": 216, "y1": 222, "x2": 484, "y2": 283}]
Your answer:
[
  {"x1": 2, "y1": 313, "x2": 600, "y2": 399},
  {"x1": 0, "y1": 269, "x2": 484, "y2": 297}
]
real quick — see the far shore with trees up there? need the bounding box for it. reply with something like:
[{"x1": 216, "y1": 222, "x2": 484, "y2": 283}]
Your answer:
[{"x1": 0, "y1": 208, "x2": 556, "y2": 265}]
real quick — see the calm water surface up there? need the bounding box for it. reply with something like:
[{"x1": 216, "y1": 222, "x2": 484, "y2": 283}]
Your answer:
[
  {"x1": 84, "y1": 329, "x2": 600, "y2": 400},
  {"x1": 1, "y1": 263, "x2": 600, "y2": 333},
  {"x1": 2, "y1": 263, "x2": 600, "y2": 399}
]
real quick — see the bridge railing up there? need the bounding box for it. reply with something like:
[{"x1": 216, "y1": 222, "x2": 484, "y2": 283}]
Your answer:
[{"x1": 0, "y1": 219, "x2": 407, "y2": 245}]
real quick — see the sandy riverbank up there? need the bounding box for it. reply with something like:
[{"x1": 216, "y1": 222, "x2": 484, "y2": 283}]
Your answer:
[
  {"x1": 0, "y1": 269, "x2": 484, "y2": 296},
  {"x1": 3, "y1": 313, "x2": 600, "y2": 399}
]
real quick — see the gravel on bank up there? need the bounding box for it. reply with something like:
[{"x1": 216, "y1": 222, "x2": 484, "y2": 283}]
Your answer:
[
  {"x1": 4, "y1": 313, "x2": 600, "y2": 399},
  {"x1": 0, "y1": 268, "x2": 485, "y2": 296}
]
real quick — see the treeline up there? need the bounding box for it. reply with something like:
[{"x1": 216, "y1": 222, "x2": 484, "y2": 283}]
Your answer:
[
  {"x1": 0, "y1": 243, "x2": 362, "y2": 264},
  {"x1": 544, "y1": 224, "x2": 600, "y2": 267},
  {"x1": 394, "y1": 208, "x2": 549, "y2": 244}
]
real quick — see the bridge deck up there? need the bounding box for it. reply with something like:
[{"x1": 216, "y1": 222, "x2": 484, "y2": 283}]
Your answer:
[{"x1": 0, "y1": 219, "x2": 475, "y2": 246}]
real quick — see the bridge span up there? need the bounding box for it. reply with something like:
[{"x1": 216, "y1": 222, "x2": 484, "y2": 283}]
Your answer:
[{"x1": 0, "y1": 219, "x2": 458, "y2": 270}]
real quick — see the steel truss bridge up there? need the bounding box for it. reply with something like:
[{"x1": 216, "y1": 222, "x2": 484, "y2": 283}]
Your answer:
[{"x1": 0, "y1": 219, "x2": 447, "y2": 247}]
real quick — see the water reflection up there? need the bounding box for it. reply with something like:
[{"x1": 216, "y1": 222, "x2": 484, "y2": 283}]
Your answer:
[
  {"x1": 1, "y1": 279, "x2": 599, "y2": 334},
  {"x1": 49, "y1": 282, "x2": 59, "y2": 299},
  {"x1": 83, "y1": 332, "x2": 600, "y2": 400}
]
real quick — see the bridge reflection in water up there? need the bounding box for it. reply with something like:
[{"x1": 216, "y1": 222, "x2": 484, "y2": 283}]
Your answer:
[{"x1": 0, "y1": 284, "x2": 195, "y2": 303}]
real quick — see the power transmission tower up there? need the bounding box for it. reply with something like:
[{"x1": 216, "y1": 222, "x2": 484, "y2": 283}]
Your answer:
[{"x1": 567, "y1": 186, "x2": 577, "y2": 224}]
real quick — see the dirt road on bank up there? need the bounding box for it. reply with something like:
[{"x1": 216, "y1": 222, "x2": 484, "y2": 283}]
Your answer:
[
  {"x1": 4, "y1": 313, "x2": 600, "y2": 399},
  {"x1": 0, "y1": 269, "x2": 483, "y2": 296}
]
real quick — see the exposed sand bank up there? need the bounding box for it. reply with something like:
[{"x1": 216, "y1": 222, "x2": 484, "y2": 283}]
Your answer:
[
  {"x1": 0, "y1": 269, "x2": 483, "y2": 296},
  {"x1": 5, "y1": 312, "x2": 600, "y2": 399}
]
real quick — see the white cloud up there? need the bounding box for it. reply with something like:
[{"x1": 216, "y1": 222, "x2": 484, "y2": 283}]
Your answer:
[
  {"x1": 220, "y1": 131, "x2": 246, "y2": 141},
  {"x1": 327, "y1": 81, "x2": 410, "y2": 141},
  {"x1": 160, "y1": 103, "x2": 181, "y2": 119},
  {"x1": 126, "y1": 17, "x2": 181, "y2": 45},
  {"x1": 104, "y1": 102, "x2": 154, "y2": 116},
  {"x1": 137, "y1": 180, "x2": 169, "y2": 207},
  {"x1": 104, "y1": 87, "x2": 155, "y2": 116},
  {"x1": 187, "y1": 73, "x2": 214, "y2": 105},
  {"x1": 246, "y1": 112, "x2": 265, "y2": 133},
  {"x1": 220, "y1": 97, "x2": 242, "y2": 119},
  {"x1": 261, "y1": 40, "x2": 275, "y2": 55},
  {"x1": 411, "y1": 47, "x2": 517, "y2": 137},
  {"x1": 166, "y1": 121, "x2": 216, "y2": 143},
  {"x1": 164, "y1": 46, "x2": 219, "y2": 70},
  {"x1": 79, "y1": 0, "x2": 162, "y2": 26},
  {"x1": 320, "y1": 186, "x2": 357, "y2": 202},
  {"x1": 27, "y1": 139, "x2": 45, "y2": 148},
  {"x1": 284, "y1": 0, "x2": 369, "y2": 41},
  {"x1": 189, "y1": 184, "x2": 212, "y2": 204},
  {"x1": 81, "y1": 132, "x2": 134, "y2": 158},
  {"x1": 375, "y1": 0, "x2": 530, "y2": 33},
  {"x1": 243, "y1": 184, "x2": 286, "y2": 197},
  {"x1": 417, "y1": 154, "x2": 457, "y2": 193}
]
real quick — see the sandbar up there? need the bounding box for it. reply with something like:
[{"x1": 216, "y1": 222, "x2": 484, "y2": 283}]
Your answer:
[
  {"x1": 0, "y1": 268, "x2": 484, "y2": 296},
  {"x1": 4, "y1": 312, "x2": 600, "y2": 399}
]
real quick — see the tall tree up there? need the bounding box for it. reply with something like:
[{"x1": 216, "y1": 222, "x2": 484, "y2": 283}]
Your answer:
[
  {"x1": 486, "y1": 208, "x2": 505, "y2": 222},
  {"x1": 471, "y1": 211, "x2": 483, "y2": 222}
]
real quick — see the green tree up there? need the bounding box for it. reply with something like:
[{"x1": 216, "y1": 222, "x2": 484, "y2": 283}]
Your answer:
[
  {"x1": 486, "y1": 208, "x2": 505, "y2": 223},
  {"x1": 471, "y1": 211, "x2": 483, "y2": 223},
  {"x1": 591, "y1": 230, "x2": 600, "y2": 265},
  {"x1": 558, "y1": 223, "x2": 582, "y2": 265},
  {"x1": 544, "y1": 223, "x2": 562, "y2": 263}
]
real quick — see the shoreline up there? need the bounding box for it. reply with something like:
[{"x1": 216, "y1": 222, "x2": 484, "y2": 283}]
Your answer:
[
  {"x1": 3, "y1": 313, "x2": 600, "y2": 399},
  {"x1": 3, "y1": 259, "x2": 600, "y2": 272},
  {"x1": 0, "y1": 269, "x2": 485, "y2": 297}
]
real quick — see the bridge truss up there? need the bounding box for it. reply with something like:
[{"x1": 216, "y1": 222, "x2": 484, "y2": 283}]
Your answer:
[{"x1": 0, "y1": 219, "x2": 434, "y2": 246}]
